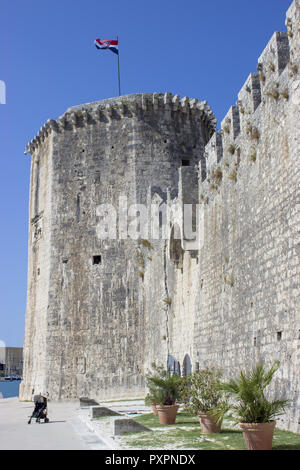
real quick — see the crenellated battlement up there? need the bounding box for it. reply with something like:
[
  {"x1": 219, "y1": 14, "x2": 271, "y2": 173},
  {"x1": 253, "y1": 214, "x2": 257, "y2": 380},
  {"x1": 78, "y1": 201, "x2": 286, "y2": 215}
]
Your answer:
[
  {"x1": 202, "y1": 1, "x2": 299, "y2": 198},
  {"x1": 286, "y1": 0, "x2": 300, "y2": 63},
  {"x1": 24, "y1": 92, "x2": 216, "y2": 155}
]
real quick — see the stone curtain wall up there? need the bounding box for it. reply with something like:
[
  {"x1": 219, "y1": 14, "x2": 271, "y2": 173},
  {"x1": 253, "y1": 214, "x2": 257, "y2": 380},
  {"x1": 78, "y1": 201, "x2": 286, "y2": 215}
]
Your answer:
[{"x1": 160, "y1": 0, "x2": 299, "y2": 432}]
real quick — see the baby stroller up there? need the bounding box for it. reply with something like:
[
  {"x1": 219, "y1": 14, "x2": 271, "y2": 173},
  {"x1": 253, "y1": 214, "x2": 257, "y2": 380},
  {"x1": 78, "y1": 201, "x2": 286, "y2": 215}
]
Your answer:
[{"x1": 28, "y1": 394, "x2": 49, "y2": 424}]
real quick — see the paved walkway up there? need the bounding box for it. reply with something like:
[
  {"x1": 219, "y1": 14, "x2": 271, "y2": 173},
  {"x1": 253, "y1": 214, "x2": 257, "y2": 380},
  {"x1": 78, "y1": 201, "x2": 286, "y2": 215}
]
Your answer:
[
  {"x1": 0, "y1": 397, "x2": 107, "y2": 450},
  {"x1": 78, "y1": 399, "x2": 152, "y2": 449}
]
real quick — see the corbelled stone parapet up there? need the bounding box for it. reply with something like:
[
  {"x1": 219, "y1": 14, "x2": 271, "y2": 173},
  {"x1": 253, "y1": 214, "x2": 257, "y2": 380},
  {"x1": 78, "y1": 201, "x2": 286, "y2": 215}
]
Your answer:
[{"x1": 24, "y1": 92, "x2": 216, "y2": 155}]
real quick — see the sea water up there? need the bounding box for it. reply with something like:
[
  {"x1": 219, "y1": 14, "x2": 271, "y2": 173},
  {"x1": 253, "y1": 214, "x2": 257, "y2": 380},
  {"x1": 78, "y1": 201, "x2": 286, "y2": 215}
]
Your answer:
[{"x1": 0, "y1": 380, "x2": 20, "y2": 398}]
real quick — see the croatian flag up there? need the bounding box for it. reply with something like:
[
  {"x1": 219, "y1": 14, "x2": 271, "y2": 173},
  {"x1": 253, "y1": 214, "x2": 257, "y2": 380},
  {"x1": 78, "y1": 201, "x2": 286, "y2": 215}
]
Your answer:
[{"x1": 94, "y1": 38, "x2": 119, "y2": 55}]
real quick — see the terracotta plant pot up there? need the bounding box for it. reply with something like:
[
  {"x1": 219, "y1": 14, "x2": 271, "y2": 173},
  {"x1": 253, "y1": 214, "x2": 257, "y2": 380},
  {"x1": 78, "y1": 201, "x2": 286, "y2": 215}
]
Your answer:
[
  {"x1": 198, "y1": 412, "x2": 222, "y2": 434},
  {"x1": 240, "y1": 421, "x2": 276, "y2": 450},
  {"x1": 152, "y1": 404, "x2": 158, "y2": 415},
  {"x1": 156, "y1": 405, "x2": 179, "y2": 425}
]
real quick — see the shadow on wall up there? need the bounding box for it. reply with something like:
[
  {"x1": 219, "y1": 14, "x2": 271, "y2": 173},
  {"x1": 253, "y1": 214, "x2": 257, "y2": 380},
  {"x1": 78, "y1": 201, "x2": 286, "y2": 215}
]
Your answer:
[
  {"x1": 167, "y1": 354, "x2": 192, "y2": 376},
  {"x1": 182, "y1": 354, "x2": 192, "y2": 376}
]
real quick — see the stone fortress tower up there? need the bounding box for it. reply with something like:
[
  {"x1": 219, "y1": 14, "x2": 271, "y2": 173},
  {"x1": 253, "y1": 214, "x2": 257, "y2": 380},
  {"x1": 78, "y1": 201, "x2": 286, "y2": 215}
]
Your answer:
[
  {"x1": 21, "y1": 0, "x2": 300, "y2": 433},
  {"x1": 20, "y1": 93, "x2": 216, "y2": 401}
]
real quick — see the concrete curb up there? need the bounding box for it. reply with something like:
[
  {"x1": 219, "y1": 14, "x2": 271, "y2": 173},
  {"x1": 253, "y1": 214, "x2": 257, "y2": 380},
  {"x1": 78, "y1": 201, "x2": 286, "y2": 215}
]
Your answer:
[{"x1": 78, "y1": 413, "x2": 123, "y2": 450}]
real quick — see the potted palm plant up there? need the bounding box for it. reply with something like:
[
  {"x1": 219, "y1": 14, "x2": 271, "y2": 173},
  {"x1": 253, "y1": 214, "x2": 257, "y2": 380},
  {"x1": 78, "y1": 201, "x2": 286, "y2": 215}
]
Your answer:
[
  {"x1": 145, "y1": 363, "x2": 182, "y2": 424},
  {"x1": 212, "y1": 361, "x2": 290, "y2": 450},
  {"x1": 185, "y1": 368, "x2": 226, "y2": 433},
  {"x1": 145, "y1": 363, "x2": 167, "y2": 415}
]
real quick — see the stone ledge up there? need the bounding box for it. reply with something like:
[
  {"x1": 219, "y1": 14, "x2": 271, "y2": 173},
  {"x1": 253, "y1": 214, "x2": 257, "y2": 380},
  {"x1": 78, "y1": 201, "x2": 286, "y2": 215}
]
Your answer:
[
  {"x1": 79, "y1": 397, "x2": 99, "y2": 407},
  {"x1": 112, "y1": 417, "x2": 151, "y2": 436},
  {"x1": 91, "y1": 406, "x2": 122, "y2": 419}
]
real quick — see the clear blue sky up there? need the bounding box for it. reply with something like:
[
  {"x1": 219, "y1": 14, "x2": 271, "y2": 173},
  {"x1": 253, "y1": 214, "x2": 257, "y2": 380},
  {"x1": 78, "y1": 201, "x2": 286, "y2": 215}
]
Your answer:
[{"x1": 0, "y1": 0, "x2": 292, "y2": 347}]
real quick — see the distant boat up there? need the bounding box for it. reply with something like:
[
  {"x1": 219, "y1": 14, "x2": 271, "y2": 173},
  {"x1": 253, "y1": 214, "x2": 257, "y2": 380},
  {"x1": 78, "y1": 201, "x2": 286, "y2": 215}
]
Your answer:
[{"x1": 0, "y1": 376, "x2": 22, "y2": 381}]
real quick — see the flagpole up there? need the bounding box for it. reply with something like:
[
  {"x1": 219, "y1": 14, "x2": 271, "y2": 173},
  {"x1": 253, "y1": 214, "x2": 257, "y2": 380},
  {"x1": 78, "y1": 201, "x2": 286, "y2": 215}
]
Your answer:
[{"x1": 117, "y1": 36, "x2": 121, "y2": 96}]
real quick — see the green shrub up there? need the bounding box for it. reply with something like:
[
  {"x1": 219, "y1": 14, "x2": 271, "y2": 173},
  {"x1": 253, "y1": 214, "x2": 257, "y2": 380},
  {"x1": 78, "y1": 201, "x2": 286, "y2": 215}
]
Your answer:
[
  {"x1": 184, "y1": 368, "x2": 226, "y2": 414},
  {"x1": 137, "y1": 250, "x2": 145, "y2": 268},
  {"x1": 140, "y1": 239, "x2": 154, "y2": 250},
  {"x1": 228, "y1": 144, "x2": 236, "y2": 155}
]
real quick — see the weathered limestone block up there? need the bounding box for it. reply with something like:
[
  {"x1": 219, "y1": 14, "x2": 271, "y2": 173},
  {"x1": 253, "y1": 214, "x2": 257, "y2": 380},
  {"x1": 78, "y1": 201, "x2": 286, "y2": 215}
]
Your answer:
[
  {"x1": 112, "y1": 418, "x2": 150, "y2": 436},
  {"x1": 91, "y1": 407, "x2": 121, "y2": 418}
]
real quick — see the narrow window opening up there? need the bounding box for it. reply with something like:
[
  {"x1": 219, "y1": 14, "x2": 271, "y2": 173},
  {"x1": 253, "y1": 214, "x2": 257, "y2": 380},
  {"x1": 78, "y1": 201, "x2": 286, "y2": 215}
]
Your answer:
[
  {"x1": 254, "y1": 337, "x2": 257, "y2": 346},
  {"x1": 182, "y1": 159, "x2": 190, "y2": 166},
  {"x1": 169, "y1": 224, "x2": 183, "y2": 268},
  {"x1": 93, "y1": 255, "x2": 102, "y2": 265},
  {"x1": 76, "y1": 194, "x2": 80, "y2": 222},
  {"x1": 159, "y1": 211, "x2": 163, "y2": 229},
  {"x1": 277, "y1": 331, "x2": 282, "y2": 341}
]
